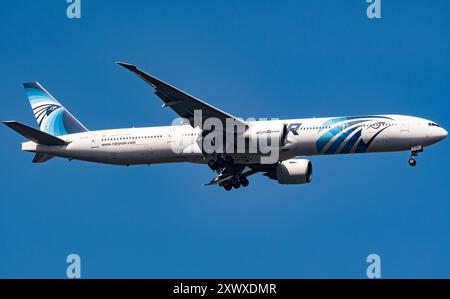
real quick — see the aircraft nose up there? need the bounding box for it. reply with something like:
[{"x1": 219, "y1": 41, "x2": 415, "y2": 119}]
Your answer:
[
  {"x1": 440, "y1": 127, "x2": 448, "y2": 140},
  {"x1": 431, "y1": 127, "x2": 448, "y2": 142}
]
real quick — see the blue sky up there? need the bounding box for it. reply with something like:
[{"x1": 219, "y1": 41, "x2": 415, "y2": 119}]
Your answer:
[{"x1": 1, "y1": 0, "x2": 449, "y2": 278}]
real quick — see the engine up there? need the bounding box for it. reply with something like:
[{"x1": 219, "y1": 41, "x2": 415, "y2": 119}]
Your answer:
[{"x1": 268, "y1": 159, "x2": 313, "y2": 184}]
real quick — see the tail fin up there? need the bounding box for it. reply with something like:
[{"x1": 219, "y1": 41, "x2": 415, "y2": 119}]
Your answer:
[
  {"x1": 24, "y1": 82, "x2": 88, "y2": 136},
  {"x1": 32, "y1": 153, "x2": 54, "y2": 163}
]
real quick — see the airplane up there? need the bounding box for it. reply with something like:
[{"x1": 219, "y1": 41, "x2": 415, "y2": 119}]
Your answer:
[{"x1": 3, "y1": 62, "x2": 448, "y2": 191}]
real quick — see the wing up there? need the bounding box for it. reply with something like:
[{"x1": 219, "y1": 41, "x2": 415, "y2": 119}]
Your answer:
[{"x1": 117, "y1": 62, "x2": 246, "y2": 128}]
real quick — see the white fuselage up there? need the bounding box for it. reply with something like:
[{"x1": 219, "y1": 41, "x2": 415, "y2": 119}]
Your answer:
[{"x1": 21, "y1": 114, "x2": 447, "y2": 166}]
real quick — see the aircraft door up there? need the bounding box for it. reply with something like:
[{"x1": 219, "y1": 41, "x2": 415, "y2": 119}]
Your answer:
[
  {"x1": 167, "y1": 130, "x2": 176, "y2": 144},
  {"x1": 91, "y1": 135, "x2": 99, "y2": 149}
]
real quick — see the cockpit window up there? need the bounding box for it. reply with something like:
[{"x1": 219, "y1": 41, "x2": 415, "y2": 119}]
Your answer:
[{"x1": 428, "y1": 122, "x2": 440, "y2": 127}]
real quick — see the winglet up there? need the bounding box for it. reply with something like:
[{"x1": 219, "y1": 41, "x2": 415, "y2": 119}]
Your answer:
[
  {"x1": 116, "y1": 61, "x2": 137, "y2": 70},
  {"x1": 116, "y1": 61, "x2": 157, "y2": 89}
]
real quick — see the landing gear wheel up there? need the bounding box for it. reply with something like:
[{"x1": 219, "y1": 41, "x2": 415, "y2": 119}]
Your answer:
[
  {"x1": 229, "y1": 177, "x2": 240, "y2": 189},
  {"x1": 216, "y1": 157, "x2": 225, "y2": 168},
  {"x1": 224, "y1": 155, "x2": 234, "y2": 165},
  {"x1": 240, "y1": 177, "x2": 249, "y2": 187},
  {"x1": 207, "y1": 159, "x2": 217, "y2": 170},
  {"x1": 408, "y1": 146, "x2": 422, "y2": 167},
  {"x1": 223, "y1": 181, "x2": 232, "y2": 191}
]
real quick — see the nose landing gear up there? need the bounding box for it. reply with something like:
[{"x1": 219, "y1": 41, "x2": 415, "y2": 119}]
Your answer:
[{"x1": 408, "y1": 145, "x2": 423, "y2": 167}]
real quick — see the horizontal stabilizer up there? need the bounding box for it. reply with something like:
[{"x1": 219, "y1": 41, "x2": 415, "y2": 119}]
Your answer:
[{"x1": 3, "y1": 121, "x2": 67, "y2": 146}]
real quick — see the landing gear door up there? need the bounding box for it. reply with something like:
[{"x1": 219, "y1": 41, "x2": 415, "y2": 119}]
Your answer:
[{"x1": 91, "y1": 135, "x2": 99, "y2": 149}]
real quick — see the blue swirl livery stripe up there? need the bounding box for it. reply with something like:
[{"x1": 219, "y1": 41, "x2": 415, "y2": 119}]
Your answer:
[
  {"x1": 25, "y1": 88, "x2": 59, "y2": 106},
  {"x1": 317, "y1": 119, "x2": 368, "y2": 153},
  {"x1": 340, "y1": 129, "x2": 362, "y2": 154},
  {"x1": 316, "y1": 116, "x2": 393, "y2": 154},
  {"x1": 325, "y1": 125, "x2": 360, "y2": 155},
  {"x1": 317, "y1": 125, "x2": 342, "y2": 152},
  {"x1": 318, "y1": 115, "x2": 391, "y2": 133},
  {"x1": 23, "y1": 82, "x2": 89, "y2": 136},
  {"x1": 355, "y1": 126, "x2": 389, "y2": 153},
  {"x1": 45, "y1": 108, "x2": 68, "y2": 136}
]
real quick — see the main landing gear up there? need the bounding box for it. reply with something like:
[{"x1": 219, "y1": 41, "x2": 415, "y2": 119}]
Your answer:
[
  {"x1": 408, "y1": 145, "x2": 423, "y2": 167},
  {"x1": 221, "y1": 176, "x2": 249, "y2": 191},
  {"x1": 207, "y1": 155, "x2": 235, "y2": 171},
  {"x1": 208, "y1": 155, "x2": 237, "y2": 171},
  {"x1": 208, "y1": 155, "x2": 250, "y2": 191}
]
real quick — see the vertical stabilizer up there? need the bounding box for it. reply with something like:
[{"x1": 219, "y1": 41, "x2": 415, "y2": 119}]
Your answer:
[{"x1": 23, "y1": 82, "x2": 88, "y2": 136}]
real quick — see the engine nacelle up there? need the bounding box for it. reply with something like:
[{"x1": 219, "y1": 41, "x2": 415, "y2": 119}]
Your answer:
[{"x1": 273, "y1": 159, "x2": 313, "y2": 184}]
